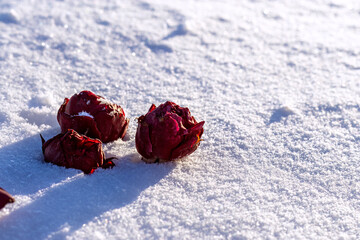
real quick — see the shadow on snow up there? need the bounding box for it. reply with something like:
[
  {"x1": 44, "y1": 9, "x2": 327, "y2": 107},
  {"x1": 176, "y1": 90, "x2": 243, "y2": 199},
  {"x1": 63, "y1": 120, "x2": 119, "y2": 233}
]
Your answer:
[{"x1": 0, "y1": 128, "x2": 175, "y2": 239}]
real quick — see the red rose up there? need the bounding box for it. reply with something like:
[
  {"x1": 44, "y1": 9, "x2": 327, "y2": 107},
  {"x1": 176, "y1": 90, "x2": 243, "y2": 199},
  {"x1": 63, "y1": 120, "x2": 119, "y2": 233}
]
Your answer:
[
  {"x1": 136, "y1": 101, "x2": 205, "y2": 162},
  {"x1": 0, "y1": 187, "x2": 15, "y2": 210},
  {"x1": 57, "y1": 91, "x2": 129, "y2": 143},
  {"x1": 41, "y1": 129, "x2": 114, "y2": 174}
]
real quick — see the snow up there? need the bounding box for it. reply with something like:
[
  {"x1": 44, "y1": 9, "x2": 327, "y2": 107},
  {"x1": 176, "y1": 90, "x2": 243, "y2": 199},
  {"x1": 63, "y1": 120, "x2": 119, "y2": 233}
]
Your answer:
[
  {"x1": 0, "y1": 0, "x2": 359, "y2": 239},
  {"x1": 0, "y1": 10, "x2": 19, "y2": 25},
  {"x1": 76, "y1": 111, "x2": 94, "y2": 119}
]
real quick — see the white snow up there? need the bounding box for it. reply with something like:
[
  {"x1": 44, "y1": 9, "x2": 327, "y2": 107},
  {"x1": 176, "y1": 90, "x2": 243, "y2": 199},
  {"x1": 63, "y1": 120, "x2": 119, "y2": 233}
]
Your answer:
[
  {"x1": 0, "y1": 0, "x2": 360, "y2": 239},
  {"x1": 97, "y1": 97, "x2": 113, "y2": 106},
  {"x1": 76, "y1": 111, "x2": 94, "y2": 119},
  {"x1": 0, "y1": 10, "x2": 19, "y2": 24}
]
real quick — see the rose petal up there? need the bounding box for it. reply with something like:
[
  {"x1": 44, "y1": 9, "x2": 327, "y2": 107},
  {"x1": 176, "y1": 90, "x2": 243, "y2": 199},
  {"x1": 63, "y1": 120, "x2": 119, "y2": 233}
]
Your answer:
[
  {"x1": 0, "y1": 188, "x2": 15, "y2": 210},
  {"x1": 135, "y1": 117, "x2": 153, "y2": 159},
  {"x1": 171, "y1": 121, "x2": 204, "y2": 160}
]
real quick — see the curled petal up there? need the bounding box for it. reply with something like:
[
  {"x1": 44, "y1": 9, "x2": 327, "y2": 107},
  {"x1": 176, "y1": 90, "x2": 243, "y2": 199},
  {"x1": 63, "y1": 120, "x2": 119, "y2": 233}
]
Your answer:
[
  {"x1": 150, "y1": 114, "x2": 182, "y2": 160},
  {"x1": 102, "y1": 158, "x2": 116, "y2": 169},
  {"x1": 135, "y1": 120, "x2": 153, "y2": 160},
  {"x1": 0, "y1": 188, "x2": 15, "y2": 210},
  {"x1": 148, "y1": 104, "x2": 156, "y2": 113},
  {"x1": 171, "y1": 121, "x2": 204, "y2": 160}
]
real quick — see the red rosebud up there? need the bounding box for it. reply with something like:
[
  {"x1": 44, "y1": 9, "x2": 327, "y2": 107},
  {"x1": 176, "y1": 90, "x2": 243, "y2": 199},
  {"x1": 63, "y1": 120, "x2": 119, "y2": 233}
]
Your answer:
[
  {"x1": 57, "y1": 91, "x2": 129, "y2": 143},
  {"x1": 0, "y1": 187, "x2": 15, "y2": 210},
  {"x1": 41, "y1": 129, "x2": 114, "y2": 174},
  {"x1": 136, "y1": 101, "x2": 205, "y2": 162}
]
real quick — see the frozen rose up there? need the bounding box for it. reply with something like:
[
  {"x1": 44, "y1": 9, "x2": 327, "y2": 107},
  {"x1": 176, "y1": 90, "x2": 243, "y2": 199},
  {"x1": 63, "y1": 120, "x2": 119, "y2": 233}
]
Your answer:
[
  {"x1": 0, "y1": 187, "x2": 15, "y2": 210},
  {"x1": 41, "y1": 129, "x2": 114, "y2": 174},
  {"x1": 136, "y1": 101, "x2": 205, "y2": 162},
  {"x1": 57, "y1": 90, "x2": 129, "y2": 143}
]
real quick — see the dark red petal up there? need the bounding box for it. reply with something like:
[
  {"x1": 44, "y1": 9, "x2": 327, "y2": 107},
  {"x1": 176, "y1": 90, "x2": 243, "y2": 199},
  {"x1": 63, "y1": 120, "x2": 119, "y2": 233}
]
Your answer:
[
  {"x1": 170, "y1": 121, "x2": 205, "y2": 160},
  {"x1": 189, "y1": 120, "x2": 205, "y2": 133},
  {"x1": 149, "y1": 114, "x2": 183, "y2": 160},
  {"x1": 135, "y1": 119, "x2": 153, "y2": 159},
  {"x1": 93, "y1": 110, "x2": 128, "y2": 142},
  {"x1": 119, "y1": 118, "x2": 130, "y2": 139},
  {"x1": 40, "y1": 134, "x2": 45, "y2": 145},
  {"x1": 41, "y1": 133, "x2": 67, "y2": 166},
  {"x1": 136, "y1": 102, "x2": 204, "y2": 162},
  {"x1": 64, "y1": 91, "x2": 100, "y2": 115},
  {"x1": 41, "y1": 129, "x2": 105, "y2": 174},
  {"x1": 102, "y1": 159, "x2": 115, "y2": 169},
  {"x1": 0, "y1": 188, "x2": 15, "y2": 210}
]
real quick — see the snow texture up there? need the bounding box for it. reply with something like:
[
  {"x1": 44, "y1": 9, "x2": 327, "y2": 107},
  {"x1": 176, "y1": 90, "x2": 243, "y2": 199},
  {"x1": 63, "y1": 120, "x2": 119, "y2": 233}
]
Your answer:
[
  {"x1": 0, "y1": 0, "x2": 359, "y2": 239},
  {"x1": 76, "y1": 111, "x2": 94, "y2": 119}
]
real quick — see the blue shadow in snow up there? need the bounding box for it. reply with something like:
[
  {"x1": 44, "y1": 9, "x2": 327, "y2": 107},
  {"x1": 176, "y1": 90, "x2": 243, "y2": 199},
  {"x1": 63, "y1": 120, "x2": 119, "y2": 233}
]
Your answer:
[
  {"x1": 0, "y1": 131, "x2": 175, "y2": 239},
  {"x1": 268, "y1": 107, "x2": 294, "y2": 124},
  {"x1": 0, "y1": 12, "x2": 19, "y2": 24},
  {"x1": 0, "y1": 128, "x2": 69, "y2": 196},
  {"x1": 145, "y1": 41, "x2": 173, "y2": 53},
  {"x1": 162, "y1": 23, "x2": 188, "y2": 40}
]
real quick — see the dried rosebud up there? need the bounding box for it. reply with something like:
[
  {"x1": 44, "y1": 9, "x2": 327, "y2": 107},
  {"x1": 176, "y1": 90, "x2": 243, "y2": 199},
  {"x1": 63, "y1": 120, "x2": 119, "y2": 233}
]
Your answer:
[
  {"x1": 57, "y1": 90, "x2": 129, "y2": 143},
  {"x1": 136, "y1": 101, "x2": 205, "y2": 162},
  {"x1": 41, "y1": 129, "x2": 114, "y2": 174},
  {"x1": 0, "y1": 187, "x2": 15, "y2": 210}
]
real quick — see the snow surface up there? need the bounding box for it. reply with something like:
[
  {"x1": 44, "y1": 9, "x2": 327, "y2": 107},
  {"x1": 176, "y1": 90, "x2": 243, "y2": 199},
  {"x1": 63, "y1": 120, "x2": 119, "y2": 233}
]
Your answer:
[
  {"x1": 76, "y1": 111, "x2": 94, "y2": 119},
  {"x1": 0, "y1": 0, "x2": 359, "y2": 239}
]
